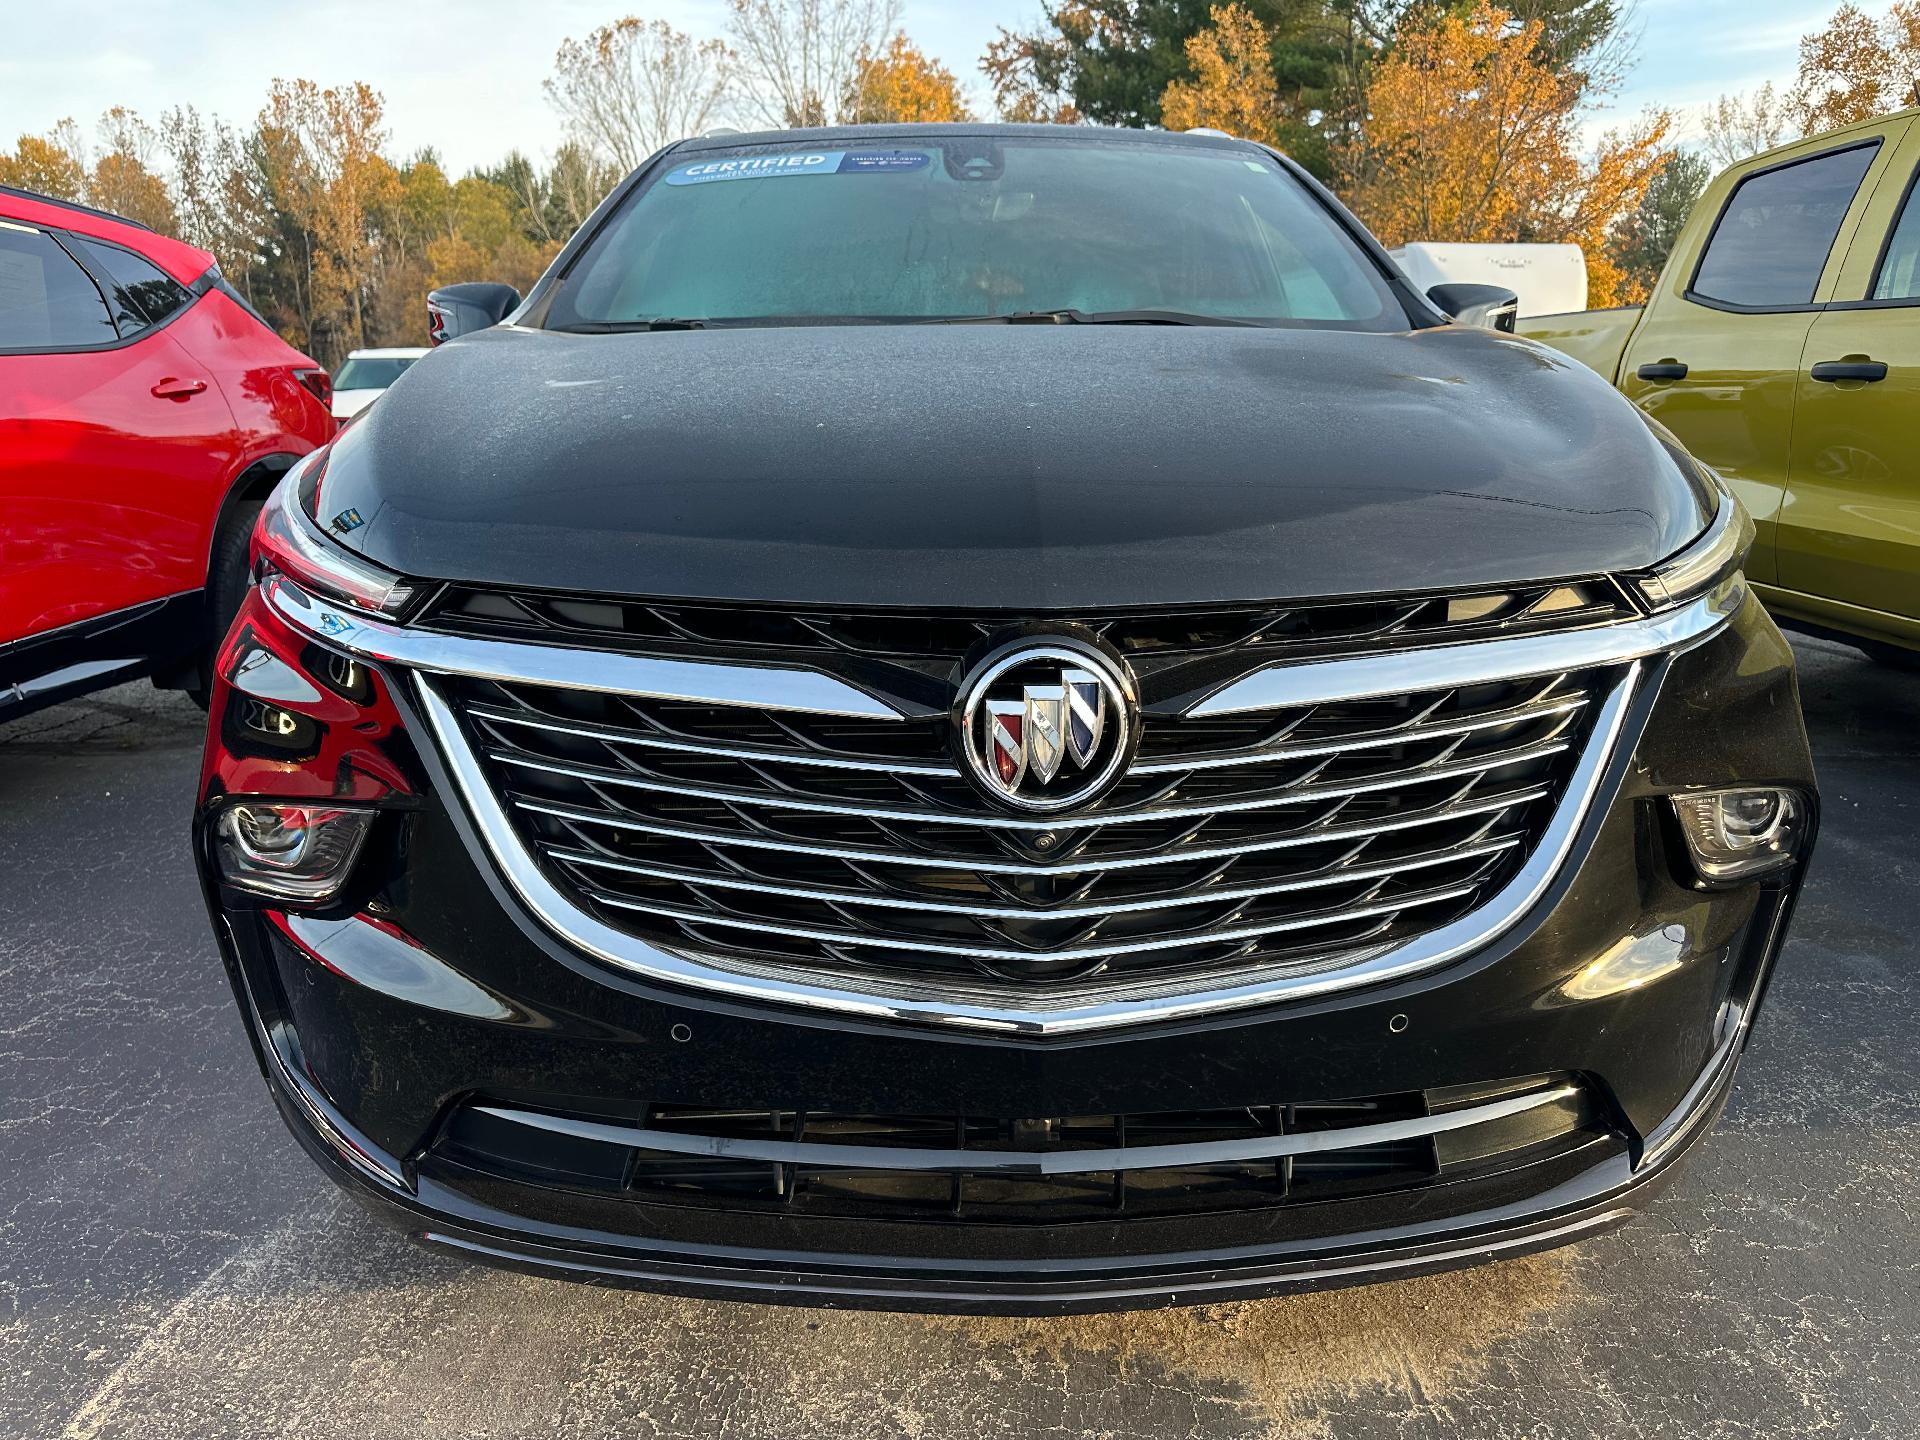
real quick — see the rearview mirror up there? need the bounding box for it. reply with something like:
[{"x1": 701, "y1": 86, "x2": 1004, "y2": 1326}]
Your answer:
[
  {"x1": 426, "y1": 282, "x2": 523, "y2": 345},
  {"x1": 1427, "y1": 283, "x2": 1520, "y2": 334}
]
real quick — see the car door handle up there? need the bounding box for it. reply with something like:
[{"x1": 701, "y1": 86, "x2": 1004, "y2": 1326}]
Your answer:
[
  {"x1": 151, "y1": 377, "x2": 208, "y2": 399},
  {"x1": 1809, "y1": 359, "x2": 1889, "y2": 383},
  {"x1": 1636, "y1": 361, "x2": 1689, "y2": 382}
]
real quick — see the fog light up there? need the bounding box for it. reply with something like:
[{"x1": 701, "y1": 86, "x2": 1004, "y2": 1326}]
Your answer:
[
  {"x1": 1671, "y1": 788, "x2": 1802, "y2": 884},
  {"x1": 214, "y1": 802, "x2": 374, "y2": 900}
]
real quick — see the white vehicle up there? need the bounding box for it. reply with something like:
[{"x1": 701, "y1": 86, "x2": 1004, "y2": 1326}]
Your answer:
[
  {"x1": 330, "y1": 347, "x2": 429, "y2": 421},
  {"x1": 1388, "y1": 243, "x2": 1587, "y2": 319}
]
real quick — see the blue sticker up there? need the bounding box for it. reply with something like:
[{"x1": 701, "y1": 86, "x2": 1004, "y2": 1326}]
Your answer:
[
  {"x1": 666, "y1": 152, "x2": 844, "y2": 185},
  {"x1": 837, "y1": 150, "x2": 930, "y2": 174}
]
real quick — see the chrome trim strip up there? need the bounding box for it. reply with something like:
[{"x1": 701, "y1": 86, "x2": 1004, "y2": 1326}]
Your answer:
[
  {"x1": 542, "y1": 836, "x2": 1519, "y2": 922},
  {"x1": 519, "y1": 785, "x2": 1551, "y2": 875},
  {"x1": 474, "y1": 1083, "x2": 1578, "y2": 1176},
  {"x1": 484, "y1": 735, "x2": 1574, "y2": 832},
  {"x1": 267, "y1": 573, "x2": 1732, "y2": 726},
  {"x1": 263, "y1": 577, "x2": 906, "y2": 720},
  {"x1": 468, "y1": 703, "x2": 957, "y2": 775},
  {"x1": 1190, "y1": 587, "x2": 1737, "y2": 717},
  {"x1": 1131, "y1": 690, "x2": 1587, "y2": 774},
  {"x1": 577, "y1": 878, "x2": 1483, "y2": 963},
  {"x1": 415, "y1": 664, "x2": 1639, "y2": 1034}
]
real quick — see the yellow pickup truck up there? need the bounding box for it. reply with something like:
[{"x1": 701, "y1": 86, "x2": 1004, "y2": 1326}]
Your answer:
[{"x1": 1522, "y1": 109, "x2": 1920, "y2": 666}]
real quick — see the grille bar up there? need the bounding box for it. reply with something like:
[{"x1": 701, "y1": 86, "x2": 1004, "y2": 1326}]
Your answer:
[
  {"x1": 575, "y1": 875, "x2": 1486, "y2": 964},
  {"x1": 484, "y1": 734, "x2": 1577, "y2": 833},
  {"x1": 541, "y1": 835, "x2": 1524, "y2": 921},
  {"x1": 466, "y1": 685, "x2": 1589, "y2": 780},
  {"x1": 466, "y1": 702, "x2": 962, "y2": 776},
  {"x1": 511, "y1": 784, "x2": 1555, "y2": 876}
]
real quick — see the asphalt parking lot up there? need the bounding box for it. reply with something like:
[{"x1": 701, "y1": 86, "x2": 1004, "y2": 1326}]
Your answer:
[{"x1": 1, "y1": 632, "x2": 1915, "y2": 1440}]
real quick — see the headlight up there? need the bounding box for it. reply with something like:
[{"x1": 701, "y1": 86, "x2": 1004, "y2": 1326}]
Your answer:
[
  {"x1": 254, "y1": 452, "x2": 415, "y2": 617},
  {"x1": 214, "y1": 802, "x2": 376, "y2": 901},
  {"x1": 1671, "y1": 788, "x2": 1805, "y2": 884},
  {"x1": 1630, "y1": 484, "x2": 1754, "y2": 611}
]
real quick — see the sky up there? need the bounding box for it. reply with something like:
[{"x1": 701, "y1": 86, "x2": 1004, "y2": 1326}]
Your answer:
[{"x1": 0, "y1": 0, "x2": 1901, "y2": 176}]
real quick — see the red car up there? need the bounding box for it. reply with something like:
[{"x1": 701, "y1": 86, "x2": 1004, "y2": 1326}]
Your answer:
[{"x1": 0, "y1": 185, "x2": 335, "y2": 719}]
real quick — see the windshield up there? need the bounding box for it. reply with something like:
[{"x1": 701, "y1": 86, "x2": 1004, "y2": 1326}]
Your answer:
[
  {"x1": 334, "y1": 356, "x2": 416, "y2": 389},
  {"x1": 547, "y1": 135, "x2": 1407, "y2": 331}
]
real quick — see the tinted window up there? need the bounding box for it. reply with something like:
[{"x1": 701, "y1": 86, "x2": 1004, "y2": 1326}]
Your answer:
[
  {"x1": 552, "y1": 137, "x2": 1407, "y2": 331},
  {"x1": 75, "y1": 236, "x2": 192, "y2": 331},
  {"x1": 1872, "y1": 173, "x2": 1920, "y2": 299},
  {"x1": 0, "y1": 224, "x2": 117, "y2": 350},
  {"x1": 333, "y1": 356, "x2": 416, "y2": 389},
  {"x1": 1692, "y1": 144, "x2": 1878, "y2": 308}
]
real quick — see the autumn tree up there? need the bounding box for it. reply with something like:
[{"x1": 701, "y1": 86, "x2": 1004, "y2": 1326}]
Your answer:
[
  {"x1": 1342, "y1": 3, "x2": 1670, "y2": 307},
  {"x1": 727, "y1": 0, "x2": 902, "y2": 127},
  {"x1": 981, "y1": 20, "x2": 1083, "y2": 123},
  {"x1": 1160, "y1": 4, "x2": 1281, "y2": 142},
  {"x1": 547, "y1": 19, "x2": 734, "y2": 173},
  {"x1": 845, "y1": 35, "x2": 973, "y2": 122},
  {"x1": 0, "y1": 125, "x2": 87, "y2": 201},
  {"x1": 984, "y1": 1, "x2": 1343, "y2": 134},
  {"x1": 89, "y1": 107, "x2": 179, "y2": 233},
  {"x1": 1787, "y1": 1, "x2": 1920, "y2": 137}
]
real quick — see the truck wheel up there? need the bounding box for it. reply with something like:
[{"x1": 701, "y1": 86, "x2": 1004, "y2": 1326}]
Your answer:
[
  {"x1": 188, "y1": 499, "x2": 263, "y2": 708},
  {"x1": 1859, "y1": 638, "x2": 1920, "y2": 673}
]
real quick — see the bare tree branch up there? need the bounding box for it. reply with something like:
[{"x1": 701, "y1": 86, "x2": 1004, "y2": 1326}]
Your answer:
[
  {"x1": 547, "y1": 18, "x2": 735, "y2": 172},
  {"x1": 727, "y1": 0, "x2": 902, "y2": 128}
]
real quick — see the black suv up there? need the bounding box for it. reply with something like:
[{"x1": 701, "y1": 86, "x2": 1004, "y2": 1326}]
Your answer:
[{"x1": 196, "y1": 125, "x2": 1817, "y2": 1313}]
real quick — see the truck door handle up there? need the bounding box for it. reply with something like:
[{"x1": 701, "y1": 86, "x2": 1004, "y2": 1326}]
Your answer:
[
  {"x1": 1809, "y1": 359, "x2": 1888, "y2": 383},
  {"x1": 1636, "y1": 361, "x2": 1689, "y2": 382},
  {"x1": 151, "y1": 377, "x2": 209, "y2": 399}
]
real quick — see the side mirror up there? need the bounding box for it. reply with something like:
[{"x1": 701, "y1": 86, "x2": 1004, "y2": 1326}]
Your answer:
[
  {"x1": 426, "y1": 282, "x2": 522, "y2": 345},
  {"x1": 1427, "y1": 283, "x2": 1520, "y2": 334}
]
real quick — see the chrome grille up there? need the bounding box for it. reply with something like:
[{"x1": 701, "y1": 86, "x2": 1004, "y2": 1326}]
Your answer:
[{"x1": 446, "y1": 658, "x2": 1610, "y2": 987}]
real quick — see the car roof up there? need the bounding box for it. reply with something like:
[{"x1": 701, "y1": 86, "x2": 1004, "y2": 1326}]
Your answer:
[
  {"x1": 0, "y1": 184, "x2": 215, "y2": 286},
  {"x1": 670, "y1": 122, "x2": 1264, "y2": 157},
  {"x1": 344, "y1": 347, "x2": 431, "y2": 360}
]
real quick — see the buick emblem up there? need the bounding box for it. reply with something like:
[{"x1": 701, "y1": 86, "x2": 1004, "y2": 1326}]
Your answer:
[{"x1": 957, "y1": 642, "x2": 1135, "y2": 812}]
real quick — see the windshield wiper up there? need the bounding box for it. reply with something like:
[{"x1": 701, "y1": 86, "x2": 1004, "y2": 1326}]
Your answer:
[
  {"x1": 927, "y1": 308, "x2": 1262, "y2": 327},
  {"x1": 554, "y1": 318, "x2": 709, "y2": 333}
]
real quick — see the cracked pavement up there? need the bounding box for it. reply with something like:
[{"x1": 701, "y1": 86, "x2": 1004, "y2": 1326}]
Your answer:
[{"x1": 0, "y1": 634, "x2": 1914, "y2": 1438}]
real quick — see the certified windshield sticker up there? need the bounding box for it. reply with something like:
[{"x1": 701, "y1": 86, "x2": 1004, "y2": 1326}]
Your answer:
[
  {"x1": 666, "y1": 153, "x2": 844, "y2": 185},
  {"x1": 665, "y1": 150, "x2": 930, "y2": 185}
]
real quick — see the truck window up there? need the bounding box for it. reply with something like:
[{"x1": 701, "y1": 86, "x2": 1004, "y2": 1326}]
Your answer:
[
  {"x1": 1691, "y1": 143, "x2": 1878, "y2": 309},
  {"x1": 1873, "y1": 175, "x2": 1920, "y2": 300}
]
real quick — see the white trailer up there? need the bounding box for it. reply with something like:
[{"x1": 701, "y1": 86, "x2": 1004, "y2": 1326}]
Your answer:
[{"x1": 1388, "y1": 243, "x2": 1588, "y2": 319}]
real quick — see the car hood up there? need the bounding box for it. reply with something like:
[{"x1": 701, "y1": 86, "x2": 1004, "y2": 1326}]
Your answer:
[{"x1": 314, "y1": 323, "x2": 1710, "y2": 610}]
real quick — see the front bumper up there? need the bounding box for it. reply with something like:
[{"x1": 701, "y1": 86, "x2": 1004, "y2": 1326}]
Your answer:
[{"x1": 197, "y1": 592, "x2": 1817, "y2": 1313}]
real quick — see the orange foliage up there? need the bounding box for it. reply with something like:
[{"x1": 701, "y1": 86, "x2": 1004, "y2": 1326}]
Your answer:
[
  {"x1": 0, "y1": 131, "x2": 86, "y2": 200},
  {"x1": 1160, "y1": 5, "x2": 1280, "y2": 143},
  {"x1": 848, "y1": 35, "x2": 973, "y2": 123},
  {"x1": 1789, "y1": 1, "x2": 1920, "y2": 136},
  {"x1": 1343, "y1": 3, "x2": 1669, "y2": 308}
]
